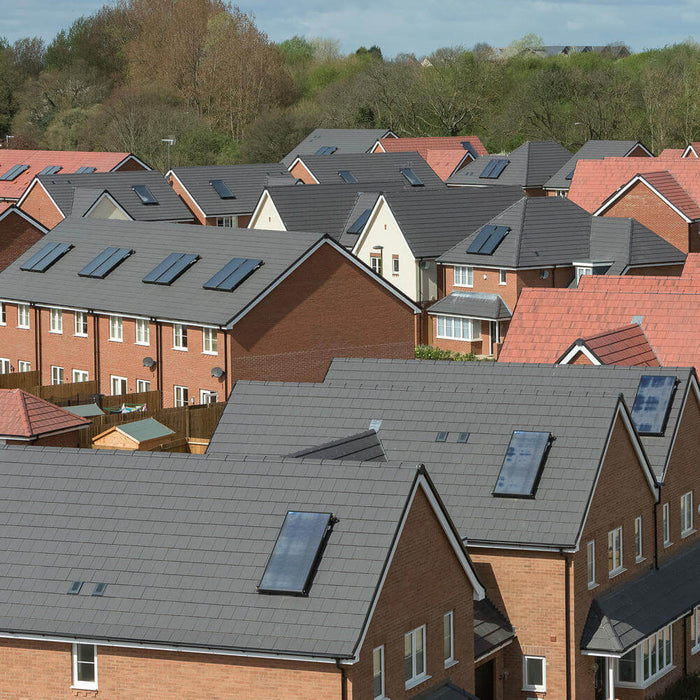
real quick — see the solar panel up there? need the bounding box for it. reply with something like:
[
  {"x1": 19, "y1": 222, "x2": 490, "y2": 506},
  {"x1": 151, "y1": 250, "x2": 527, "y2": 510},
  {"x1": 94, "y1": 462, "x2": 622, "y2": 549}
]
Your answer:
[
  {"x1": 38, "y1": 165, "x2": 62, "y2": 176},
  {"x1": 436, "y1": 431, "x2": 449, "y2": 442},
  {"x1": 400, "y1": 168, "x2": 424, "y2": 186},
  {"x1": 467, "y1": 225, "x2": 496, "y2": 253},
  {"x1": 92, "y1": 583, "x2": 107, "y2": 597},
  {"x1": 493, "y1": 431, "x2": 551, "y2": 498},
  {"x1": 457, "y1": 432, "x2": 470, "y2": 443},
  {"x1": 203, "y1": 257, "x2": 262, "y2": 292},
  {"x1": 466, "y1": 225, "x2": 510, "y2": 254},
  {"x1": 75, "y1": 166, "x2": 96, "y2": 174},
  {"x1": 314, "y1": 146, "x2": 337, "y2": 155},
  {"x1": 348, "y1": 208, "x2": 372, "y2": 234},
  {"x1": 480, "y1": 160, "x2": 498, "y2": 178},
  {"x1": 143, "y1": 253, "x2": 199, "y2": 285},
  {"x1": 132, "y1": 184, "x2": 159, "y2": 205},
  {"x1": 78, "y1": 247, "x2": 133, "y2": 279},
  {"x1": 0, "y1": 164, "x2": 29, "y2": 181},
  {"x1": 68, "y1": 581, "x2": 83, "y2": 595},
  {"x1": 258, "y1": 511, "x2": 333, "y2": 595},
  {"x1": 210, "y1": 179, "x2": 235, "y2": 199},
  {"x1": 21, "y1": 242, "x2": 73, "y2": 272},
  {"x1": 631, "y1": 375, "x2": 677, "y2": 435},
  {"x1": 565, "y1": 168, "x2": 576, "y2": 181},
  {"x1": 461, "y1": 141, "x2": 478, "y2": 158},
  {"x1": 338, "y1": 170, "x2": 357, "y2": 183},
  {"x1": 489, "y1": 159, "x2": 510, "y2": 178}
]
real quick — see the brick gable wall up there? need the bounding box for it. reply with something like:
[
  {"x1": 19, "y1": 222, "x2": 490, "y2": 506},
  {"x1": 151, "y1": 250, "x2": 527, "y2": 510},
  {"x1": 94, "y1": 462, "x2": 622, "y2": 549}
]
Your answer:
[
  {"x1": 18, "y1": 183, "x2": 64, "y2": 229},
  {"x1": 0, "y1": 211, "x2": 44, "y2": 272}
]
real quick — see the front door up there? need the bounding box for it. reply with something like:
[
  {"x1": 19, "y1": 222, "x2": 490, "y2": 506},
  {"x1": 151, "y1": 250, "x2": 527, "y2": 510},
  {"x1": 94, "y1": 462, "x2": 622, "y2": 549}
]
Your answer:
[
  {"x1": 474, "y1": 659, "x2": 494, "y2": 700},
  {"x1": 593, "y1": 657, "x2": 606, "y2": 700}
]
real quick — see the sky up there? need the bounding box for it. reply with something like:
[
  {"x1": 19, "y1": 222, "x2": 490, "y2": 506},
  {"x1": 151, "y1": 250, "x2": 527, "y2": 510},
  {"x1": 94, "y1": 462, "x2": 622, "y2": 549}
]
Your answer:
[{"x1": 1, "y1": 0, "x2": 696, "y2": 57}]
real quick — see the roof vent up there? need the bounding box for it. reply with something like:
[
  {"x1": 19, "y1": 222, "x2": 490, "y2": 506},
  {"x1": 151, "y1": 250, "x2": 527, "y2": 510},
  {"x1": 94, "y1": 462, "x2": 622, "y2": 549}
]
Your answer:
[
  {"x1": 631, "y1": 315, "x2": 644, "y2": 325},
  {"x1": 457, "y1": 432, "x2": 470, "y2": 443},
  {"x1": 435, "y1": 431, "x2": 449, "y2": 442},
  {"x1": 369, "y1": 419, "x2": 382, "y2": 431},
  {"x1": 92, "y1": 583, "x2": 107, "y2": 597},
  {"x1": 68, "y1": 581, "x2": 83, "y2": 595}
]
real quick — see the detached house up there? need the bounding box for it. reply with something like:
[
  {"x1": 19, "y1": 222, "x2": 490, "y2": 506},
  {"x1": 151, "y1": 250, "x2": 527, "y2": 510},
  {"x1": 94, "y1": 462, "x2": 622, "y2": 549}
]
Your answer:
[
  {"x1": 281, "y1": 127, "x2": 396, "y2": 167},
  {"x1": 167, "y1": 163, "x2": 297, "y2": 227},
  {"x1": 0, "y1": 446, "x2": 491, "y2": 700},
  {"x1": 0, "y1": 148, "x2": 149, "y2": 203},
  {"x1": 0, "y1": 218, "x2": 418, "y2": 407},
  {"x1": 543, "y1": 140, "x2": 652, "y2": 197},
  {"x1": 446, "y1": 141, "x2": 572, "y2": 196},
  {"x1": 432, "y1": 197, "x2": 685, "y2": 356},
  {"x1": 18, "y1": 170, "x2": 194, "y2": 230},
  {"x1": 209, "y1": 357, "x2": 700, "y2": 700}
]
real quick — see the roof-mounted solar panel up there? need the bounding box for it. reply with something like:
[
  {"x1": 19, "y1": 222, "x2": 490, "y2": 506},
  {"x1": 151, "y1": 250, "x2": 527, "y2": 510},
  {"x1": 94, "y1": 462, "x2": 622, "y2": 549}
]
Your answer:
[
  {"x1": 565, "y1": 168, "x2": 576, "y2": 181},
  {"x1": 461, "y1": 141, "x2": 478, "y2": 158},
  {"x1": 631, "y1": 375, "x2": 677, "y2": 435},
  {"x1": 258, "y1": 511, "x2": 334, "y2": 596},
  {"x1": 68, "y1": 581, "x2": 83, "y2": 595},
  {"x1": 78, "y1": 246, "x2": 133, "y2": 279},
  {"x1": 210, "y1": 179, "x2": 235, "y2": 199},
  {"x1": 143, "y1": 253, "x2": 199, "y2": 285},
  {"x1": 338, "y1": 170, "x2": 357, "y2": 184},
  {"x1": 133, "y1": 184, "x2": 159, "y2": 205},
  {"x1": 21, "y1": 241, "x2": 73, "y2": 273},
  {"x1": 347, "y1": 208, "x2": 372, "y2": 235},
  {"x1": 38, "y1": 165, "x2": 62, "y2": 176},
  {"x1": 480, "y1": 159, "x2": 509, "y2": 179},
  {"x1": 467, "y1": 224, "x2": 510, "y2": 254},
  {"x1": 75, "y1": 166, "x2": 96, "y2": 174},
  {"x1": 203, "y1": 257, "x2": 262, "y2": 292},
  {"x1": 0, "y1": 164, "x2": 29, "y2": 181},
  {"x1": 400, "y1": 168, "x2": 424, "y2": 186},
  {"x1": 480, "y1": 160, "x2": 498, "y2": 178},
  {"x1": 493, "y1": 430, "x2": 552, "y2": 498},
  {"x1": 314, "y1": 146, "x2": 337, "y2": 155}
]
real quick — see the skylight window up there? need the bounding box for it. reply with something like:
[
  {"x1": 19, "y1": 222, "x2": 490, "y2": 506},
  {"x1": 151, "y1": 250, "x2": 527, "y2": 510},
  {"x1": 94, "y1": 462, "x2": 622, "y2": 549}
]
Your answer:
[
  {"x1": 210, "y1": 179, "x2": 235, "y2": 199},
  {"x1": 400, "y1": 168, "x2": 424, "y2": 186},
  {"x1": 21, "y1": 242, "x2": 73, "y2": 273},
  {"x1": 493, "y1": 431, "x2": 552, "y2": 498},
  {"x1": 0, "y1": 164, "x2": 29, "y2": 181},
  {"x1": 338, "y1": 170, "x2": 357, "y2": 183},
  {"x1": 347, "y1": 208, "x2": 372, "y2": 235},
  {"x1": 143, "y1": 253, "x2": 199, "y2": 285},
  {"x1": 132, "y1": 185, "x2": 158, "y2": 205},
  {"x1": 565, "y1": 168, "x2": 576, "y2": 181},
  {"x1": 203, "y1": 257, "x2": 262, "y2": 292},
  {"x1": 78, "y1": 247, "x2": 133, "y2": 279},
  {"x1": 75, "y1": 166, "x2": 97, "y2": 174},
  {"x1": 68, "y1": 581, "x2": 83, "y2": 595},
  {"x1": 631, "y1": 375, "x2": 677, "y2": 436},
  {"x1": 435, "y1": 431, "x2": 449, "y2": 442},
  {"x1": 466, "y1": 225, "x2": 510, "y2": 255},
  {"x1": 258, "y1": 511, "x2": 334, "y2": 596},
  {"x1": 38, "y1": 165, "x2": 62, "y2": 176},
  {"x1": 479, "y1": 159, "x2": 509, "y2": 179},
  {"x1": 92, "y1": 583, "x2": 107, "y2": 597}
]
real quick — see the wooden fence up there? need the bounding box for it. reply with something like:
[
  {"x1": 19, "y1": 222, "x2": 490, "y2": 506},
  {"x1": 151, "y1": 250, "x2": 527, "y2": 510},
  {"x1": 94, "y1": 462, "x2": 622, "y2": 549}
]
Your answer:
[{"x1": 0, "y1": 371, "x2": 41, "y2": 391}]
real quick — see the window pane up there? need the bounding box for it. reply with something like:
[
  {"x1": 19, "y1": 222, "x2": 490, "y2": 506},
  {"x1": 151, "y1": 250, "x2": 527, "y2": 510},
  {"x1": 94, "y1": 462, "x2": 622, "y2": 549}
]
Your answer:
[
  {"x1": 619, "y1": 649, "x2": 636, "y2": 682},
  {"x1": 444, "y1": 614, "x2": 452, "y2": 660},
  {"x1": 526, "y1": 657, "x2": 543, "y2": 687},
  {"x1": 404, "y1": 634, "x2": 413, "y2": 681},
  {"x1": 373, "y1": 647, "x2": 382, "y2": 698},
  {"x1": 415, "y1": 627, "x2": 424, "y2": 676}
]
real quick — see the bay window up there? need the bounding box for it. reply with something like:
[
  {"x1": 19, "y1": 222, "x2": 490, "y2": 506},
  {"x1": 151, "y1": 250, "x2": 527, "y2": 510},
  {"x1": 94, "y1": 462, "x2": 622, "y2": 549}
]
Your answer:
[
  {"x1": 616, "y1": 625, "x2": 673, "y2": 687},
  {"x1": 436, "y1": 315, "x2": 480, "y2": 341}
]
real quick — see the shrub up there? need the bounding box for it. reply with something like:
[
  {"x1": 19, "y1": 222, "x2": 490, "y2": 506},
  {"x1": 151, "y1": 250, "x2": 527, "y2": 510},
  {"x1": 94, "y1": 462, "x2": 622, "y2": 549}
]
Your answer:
[
  {"x1": 415, "y1": 345, "x2": 481, "y2": 362},
  {"x1": 652, "y1": 674, "x2": 700, "y2": 700}
]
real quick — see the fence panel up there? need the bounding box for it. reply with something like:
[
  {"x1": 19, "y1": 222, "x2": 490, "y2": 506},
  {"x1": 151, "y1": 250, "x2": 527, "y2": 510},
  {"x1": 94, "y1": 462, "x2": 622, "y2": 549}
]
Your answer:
[{"x1": 0, "y1": 371, "x2": 41, "y2": 391}]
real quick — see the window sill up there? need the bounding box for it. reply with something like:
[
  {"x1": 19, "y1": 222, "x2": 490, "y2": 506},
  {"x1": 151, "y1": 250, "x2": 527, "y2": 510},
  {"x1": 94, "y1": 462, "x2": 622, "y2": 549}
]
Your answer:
[
  {"x1": 108, "y1": 338, "x2": 123, "y2": 343},
  {"x1": 17, "y1": 326, "x2": 30, "y2": 330},
  {"x1": 49, "y1": 330, "x2": 62, "y2": 334},
  {"x1": 74, "y1": 333, "x2": 88, "y2": 338},
  {"x1": 71, "y1": 684, "x2": 98, "y2": 691},
  {"x1": 405, "y1": 673, "x2": 431, "y2": 691},
  {"x1": 609, "y1": 566, "x2": 627, "y2": 579},
  {"x1": 692, "y1": 645, "x2": 700, "y2": 656},
  {"x1": 202, "y1": 351, "x2": 218, "y2": 356},
  {"x1": 522, "y1": 687, "x2": 546, "y2": 694},
  {"x1": 636, "y1": 556, "x2": 646, "y2": 564},
  {"x1": 444, "y1": 659, "x2": 459, "y2": 669},
  {"x1": 587, "y1": 581, "x2": 599, "y2": 591},
  {"x1": 172, "y1": 347, "x2": 188, "y2": 352},
  {"x1": 453, "y1": 284, "x2": 473, "y2": 289},
  {"x1": 664, "y1": 540, "x2": 673, "y2": 549},
  {"x1": 135, "y1": 341, "x2": 150, "y2": 347},
  {"x1": 682, "y1": 528, "x2": 696, "y2": 539}
]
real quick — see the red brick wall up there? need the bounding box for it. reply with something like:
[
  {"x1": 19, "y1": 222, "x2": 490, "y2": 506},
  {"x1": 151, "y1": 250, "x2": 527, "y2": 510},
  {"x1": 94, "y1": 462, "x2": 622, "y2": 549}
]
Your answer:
[
  {"x1": 113, "y1": 157, "x2": 149, "y2": 172},
  {"x1": 348, "y1": 487, "x2": 476, "y2": 700},
  {"x1": 0, "y1": 211, "x2": 44, "y2": 272},
  {"x1": 0, "y1": 302, "x2": 37, "y2": 370},
  {"x1": 626, "y1": 145, "x2": 652, "y2": 158},
  {"x1": 624, "y1": 264, "x2": 684, "y2": 277},
  {"x1": 168, "y1": 175, "x2": 206, "y2": 225},
  {"x1": 19, "y1": 183, "x2": 64, "y2": 229},
  {"x1": 602, "y1": 181, "x2": 694, "y2": 253},
  {"x1": 290, "y1": 161, "x2": 317, "y2": 184}
]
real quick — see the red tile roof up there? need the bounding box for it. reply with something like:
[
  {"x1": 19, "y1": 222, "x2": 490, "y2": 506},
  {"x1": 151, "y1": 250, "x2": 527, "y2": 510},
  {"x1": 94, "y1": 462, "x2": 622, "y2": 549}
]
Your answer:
[
  {"x1": 378, "y1": 135, "x2": 488, "y2": 157},
  {"x1": 658, "y1": 148, "x2": 684, "y2": 158},
  {"x1": 0, "y1": 389, "x2": 90, "y2": 438},
  {"x1": 0, "y1": 149, "x2": 142, "y2": 201},
  {"x1": 684, "y1": 142, "x2": 700, "y2": 157},
  {"x1": 568, "y1": 157, "x2": 700, "y2": 217},
  {"x1": 563, "y1": 324, "x2": 660, "y2": 366},
  {"x1": 500, "y1": 256, "x2": 700, "y2": 369},
  {"x1": 636, "y1": 171, "x2": 700, "y2": 220}
]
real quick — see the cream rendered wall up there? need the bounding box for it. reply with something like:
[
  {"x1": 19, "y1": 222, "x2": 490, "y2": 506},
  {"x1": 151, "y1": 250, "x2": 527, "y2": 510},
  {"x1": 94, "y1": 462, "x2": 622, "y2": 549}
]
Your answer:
[
  {"x1": 249, "y1": 194, "x2": 286, "y2": 230},
  {"x1": 353, "y1": 198, "x2": 419, "y2": 301},
  {"x1": 87, "y1": 196, "x2": 130, "y2": 220}
]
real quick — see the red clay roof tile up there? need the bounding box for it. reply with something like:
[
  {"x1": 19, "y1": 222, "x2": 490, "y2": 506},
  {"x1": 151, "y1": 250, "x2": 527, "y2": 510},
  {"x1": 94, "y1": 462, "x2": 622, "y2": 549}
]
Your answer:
[{"x1": 0, "y1": 389, "x2": 90, "y2": 438}]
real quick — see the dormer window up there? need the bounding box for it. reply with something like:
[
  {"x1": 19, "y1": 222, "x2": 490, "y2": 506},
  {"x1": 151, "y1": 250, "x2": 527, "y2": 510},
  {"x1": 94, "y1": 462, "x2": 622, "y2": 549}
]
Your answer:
[{"x1": 575, "y1": 265, "x2": 592, "y2": 285}]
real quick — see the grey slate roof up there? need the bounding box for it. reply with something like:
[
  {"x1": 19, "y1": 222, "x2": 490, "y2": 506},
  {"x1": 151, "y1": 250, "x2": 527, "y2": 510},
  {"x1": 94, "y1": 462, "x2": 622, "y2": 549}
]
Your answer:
[
  {"x1": 412, "y1": 681, "x2": 478, "y2": 700},
  {"x1": 379, "y1": 186, "x2": 523, "y2": 259},
  {"x1": 209, "y1": 359, "x2": 693, "y2": 547},
  {"x1": 428, "y1": 292, "x2": 512, "y2": 320},
  {"x1": 0, "y1": 218, "x2": 325, "y2": 326},
  {"x1": 447, "y1": 141, "x2": 572, "y2": 189},
  {"x1": 281, "y1": 128, "x2": 393, "y2": 166},
  {"x1": 544, "y1": 140, "x2": 649, "y2": 191},
  {"x1": 288, "y1": 429, "x2": 386, "y2": 462},
  {"x1": 437, "y1": 197, "x2": 685, "y2": 270},
  {"x1": 474, "y1": 598, "x2": 515, "y2": 659},
  {"x1": 36, "y1": 171, "x2": 193, "y2": 222},
  {"x1": 168, "y1": 164, "x2": 296, "y2": 216},
  {"x1": 294, "y1": 152, "x2": 446, "y2": 188},
  {"x1": 580, "y1": 540, "x2": 700, "y2": 653},
  {"x1": 64, "y1": 403, "x2": 104, "y2": 417},
  {"x1": 0, "y1": 445, "x2": 423, "y2": 657},
  {"x1": 115, "y1": 418, "x2": 175, "y2": 443}
]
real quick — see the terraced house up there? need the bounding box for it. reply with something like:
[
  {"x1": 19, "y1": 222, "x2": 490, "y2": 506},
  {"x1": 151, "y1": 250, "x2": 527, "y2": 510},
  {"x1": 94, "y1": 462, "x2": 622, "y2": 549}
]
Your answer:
[
  {"x1": 208, "y1": 358, "x2": 700, "y2": 700},
  {"x1": 0, "y1": 218, "x2": 417, "y2": 407}
]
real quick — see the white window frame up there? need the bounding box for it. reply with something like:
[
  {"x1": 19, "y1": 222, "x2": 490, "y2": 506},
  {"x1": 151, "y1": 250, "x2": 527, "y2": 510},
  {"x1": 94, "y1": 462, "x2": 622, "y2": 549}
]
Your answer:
[
  {"x1": 608, "y1": 526, "x2": 623, "y2": 577},
  {"x1": 404, "y1": 624, "x2": 429, "y2": 689},
  {"x1": 587, "y1": 540, "x2": 596, "y2": 588},
  {"x1": 499, "y1": 269, "x2": 507, "y2": 285},
  {"x1": 453, "y1": 265, "x2": 473, "y2": 287},
  {"x1": 74, "y1": 311, "x2": 88, "y2": 337},
  {"x1": 692, "y1": 606, "x2": 700, "y2": 655},
  {"x1": 49, "y1": 307, "x2": 63, "y2": 334},
  {"x1": 681, "y1": 492, "x2": 694, "y2": 537},
  {"x1": 663, "y1": 502, "x2": 671, "y2": 547},
  {"x1": 109, "y1": 315, "x2": 123, "y2": 342},
  {"x1": 444, "y1": 610, "x2": 456, "y2": 667},
  {"x1": 373, "y1": 645, "x2": 385, "y2": 700},
  {"x1": 173, "y1": 324, "x2": 188, "y2": 350},
  {"x1": 523, "y1": 655, "x2": 546, "y2": 692},
  {"x1": 200, "y1": 389, "x2": 218, "y2": 404},
  {"x1": 216, "y1": 215, "x2": 238, "y2": 227},
  {"x1": 51, "y1": 365, "x2": 64, "y2": 385},
  {"x1": 136, "y1": 379, "x2": 151, "y2": 393},
  {"x1": 18, "y1": 360, "x2": 31, "y2": 372},
  {"x1": 110, "y1": 375, "x2": 127, "y2": 396},
  {"x1": 576, "y1": 265, "x2": 593, "y2": 285},
  {"x1": 72, "y1": 369, "x2": 89, "y2": 383},
  {"x1": 370, "y1": 256, "x2": 382, "y2": 275},
  {"x1": 0, "y1": 301, "x2": 6, "y2": 325},
  {"x1": 616, "y1": 625, "x2": 673, "y2": 688},
  {"x1": 202, "y1": 328, "x2": 218, "y2": 355},
  {"x1": 436, "y1": 314, "x2": 480, "y2": 341},
  {"x1": 135, "y1": 318, "x2": 150, "y2": 346},
  {"x1": 635, "y1": 516, "x2": 644, "y2": 561},
  {"x1": 72, "y1": 643, "x2": 97, "y2": 690},
  {"x1": 174, "y1": 385, "x2": 189, "y2": 407},
  {"x1": 0, "y1": 358, "x2": 9, "y2": 374},
  {"x1": 17, "y1": 303, "x2": 30, "y2": 329},
  {"x1": 392, "y1": 256, "x2": 400, "y2": 274}
]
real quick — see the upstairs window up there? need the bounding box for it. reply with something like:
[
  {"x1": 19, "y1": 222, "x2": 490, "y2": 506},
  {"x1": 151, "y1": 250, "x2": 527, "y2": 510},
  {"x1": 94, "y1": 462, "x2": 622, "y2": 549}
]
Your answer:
[
  {"x1": 499, "y1": 269, "x2": 507, "y2": 285},
  {"x1": 635, "y1": 516, "x2": 643, "y2": 561},
  {"x1": 443, "y1": 611, "x2": 455, "y2": 666},
  {"x1": 404, "y1": 625, "x2": 427, "y2": 689},
  {"x1": 0, "y1": 301, "x2": 5, "y2": 325},
  {"x1": 608, "y1": 526, "x2": 623, "y2": 576},
  {"x1": 203, "y1": 328, "x2": 218, "y2": 355},
  {"x1": 681, "y1": 492, "x2": 694, "y2": 536},
  {"x1": 454, "y1": 265, "x2": 473, "y2": 287},
  {"x1": 587, "y1": 540, "x2": 596, "y2": 588},
  {"x1": 216, "y1": 216, "x2": 237, "y2": 227},
  {"x1": 663, "y1": 503, "x2": 671, "y2": 546},
  {"x1": 370, "y1": 256, "x2": 382, "y2": 275},
  {"x1": 373, "y1": 646, "x2": 385, "y2": 699},
  {"x1": 49, "y1": 308, "x2": 62, "y2": 333},
  {"x1": 109, "y1": 315, "x2": 123, "y2": 342},
  {"x1": 74, "y1": 311, "x2": 88, "y2": 337},
  {"x1": 692, "y1": 606, "x2": 700, "y2": 654},
  {"x1": 135, "y1": 318, "x2": 150, "y2": 345},
  {"x1": 173, "y1": 324, "x2": 188, "y2": 350},
  {"x1": 17, "y1": 304, "x2": 30, "y2": 329},
  {"x1": 72, "y1": 643, "x2": 97, "y2": 690}
]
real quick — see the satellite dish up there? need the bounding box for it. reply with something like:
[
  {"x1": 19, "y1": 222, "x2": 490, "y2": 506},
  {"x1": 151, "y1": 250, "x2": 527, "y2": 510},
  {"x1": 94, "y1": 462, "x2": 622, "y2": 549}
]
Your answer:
[
  {"x1": 211, "y1": 366, "x2": 225, "y2": 378},
  {"x1": 143, "y1": 356, "x2": 156, "y2": 368}
]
